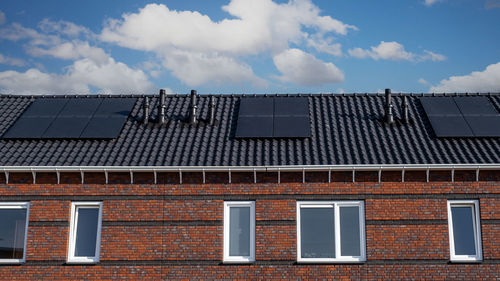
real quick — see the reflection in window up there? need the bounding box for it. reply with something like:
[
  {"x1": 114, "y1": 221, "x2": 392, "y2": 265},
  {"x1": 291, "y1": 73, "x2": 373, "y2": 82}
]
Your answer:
[
  {"x1": 67, "y1": 202, "x2": 103, "y2": 263},
  {"x1": 224, "y1": 201, "x2": 255, "y2": 263},
  {"x1": 0, "y1": 203, "x2": 29, "y2": 263},
  {"x1": 297, "y1": 201, "x2": 365, "y2": 263},
  {"x1": 447, "y1": 200, "x2": 482, "y2": 262}
]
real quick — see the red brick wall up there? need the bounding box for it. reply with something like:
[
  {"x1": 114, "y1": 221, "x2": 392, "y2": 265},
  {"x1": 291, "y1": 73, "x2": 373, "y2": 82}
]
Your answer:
[{"x1": 0, "y1": 170, "x2": 498, "y2": 280}]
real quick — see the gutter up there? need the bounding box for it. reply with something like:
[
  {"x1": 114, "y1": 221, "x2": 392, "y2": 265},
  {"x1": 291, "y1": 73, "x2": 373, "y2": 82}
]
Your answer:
[{"x1": 1, "y1": 164, "x2": 499, "y2": 185}]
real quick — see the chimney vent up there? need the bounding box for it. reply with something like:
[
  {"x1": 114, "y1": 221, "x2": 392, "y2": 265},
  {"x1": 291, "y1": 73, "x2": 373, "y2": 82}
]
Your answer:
[
  {"x1": 143, "y1": 97, "x2": 149, "y2": 124},
  {"x1": 402, "y1": 95, "x2": 409, "y2": 124},
  {"x1": 208, "y1": 95, "x2": 216, "y2": 125},
  {"x1": 384, "y1": 88, "x2": 394, "y2": 124},
  {"x1": 189, "y1": 90, "x2": 197, "y2": 124},
  {"x1": 158, "y1": 89, "x2": 166, "y2": 124}
]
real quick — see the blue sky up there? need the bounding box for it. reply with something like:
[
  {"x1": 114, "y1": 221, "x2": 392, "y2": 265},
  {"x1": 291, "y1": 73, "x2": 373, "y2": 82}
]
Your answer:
[{"x1": 0, "y1": 0, "x2": 499, "y2": 95}]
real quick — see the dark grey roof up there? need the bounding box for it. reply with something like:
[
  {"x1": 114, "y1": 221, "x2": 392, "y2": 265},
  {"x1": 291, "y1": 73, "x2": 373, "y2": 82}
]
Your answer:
[{"x1": 0, "y1": 93, "x2": 499, "y2": 166}]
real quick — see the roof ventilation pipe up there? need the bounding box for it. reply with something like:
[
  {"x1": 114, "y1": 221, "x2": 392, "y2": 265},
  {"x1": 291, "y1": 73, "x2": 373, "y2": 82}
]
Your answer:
[
  {"x1": 384, "y1": 88, "x2": 394, "y2": 124},
  {"x1": 208, "y1": 95, "x2": 216, "y2": 125},
  {"x1": 143, "y1": 97, "x2": 150, "y2": 124},
  {"x1": 158, "y1": 89, "x2": 166, "y2": 124},
  {"x1": 402, "y1": 95, "x2": 409, "y2": 124},
  {"x1": 189, "y1": 90, "x2": 197, "y2": 124}
]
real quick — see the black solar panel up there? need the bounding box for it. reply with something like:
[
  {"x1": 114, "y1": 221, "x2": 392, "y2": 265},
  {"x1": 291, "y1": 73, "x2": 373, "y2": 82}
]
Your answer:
[
  {"x1": 454, "y1": 97, "x2": 498, "y2": 115},
  {"x1": 2, "y1": 117, "x2": 54, "y2": 139},
  {"x1": 80, "y1": 117, "x2": 130, "y2": 139},
  {"x1": 22, "y1": 98, "x2": 67, "y2": 117},
  {"x1": 235, "y1": 97, "x2": 311, "y2": 138},
  {"x1": 427, "y1": 116, "x2": 474, "y2": 137},
  {"x1": 420, "y1": 97, "x2": 500, "y2": 138},
  {"x1": 42, "y1": 117, "x2": 91, "y2": 138},
  {"x1": 94, "y1": 98, "x2": 137, "y2": 117},
  {"x1": 273, "y1": 116, "x2": 311, "y2": 137},
  {"x1": 58, "y1": 98, "x2": 102, "y2": 117},
  {"x1": 464, "y1": 116, "x2": 500, "y2": 137},
  {"x1": 2, "y1": 98, "x2": 136, "y2": 139},
  {"x1": 274, "y1": 97, "x2": 309, "y2": 116},
  {"x1": 420, "y1": 97, "x2": 461, "y2": 116}
]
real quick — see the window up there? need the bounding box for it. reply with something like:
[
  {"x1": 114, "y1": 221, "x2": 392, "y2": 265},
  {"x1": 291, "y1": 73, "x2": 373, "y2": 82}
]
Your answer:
[
  {"x1": 223, "y1": 201, "x2": 255, "y2": 263},
  {"x1": 447, "y1": 200, "x2": 482, "y2": 262},
  {"x1": 67, "y1": 202, "x2": 103, "y2": 264},
  {"x1": 0, "y1": 202, "x2": 30, "y2": 264},
  {"x1": 296, "y1": 201, "x2": 365, "y2": 263}
]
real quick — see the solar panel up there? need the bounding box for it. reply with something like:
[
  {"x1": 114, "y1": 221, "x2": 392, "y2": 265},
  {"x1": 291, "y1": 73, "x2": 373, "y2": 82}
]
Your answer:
[
  {"x1": 2, "y1": 98, "x2": 137, "y2": 139},
  {"x1": 80, "y1": 117, "x2": 129, "y2": 138},
  {"x1": 235, "y1": 116, "x2": 273, "y2": 138},
  {"x1": 94, "y1": 98, "x2": 137, "y2": 117},
  {"x1": 420, "y1": 97, "x2": 461, "y2": 116},
  {"x1": 420, "y1": 97, "x2": 500, "y2": 138},
  {"x1": 454, "y1": 97, "x2": 498, "y2": 115},
  {"x1": 238, "y1": 98, "x2": 273, "y2": 116},
  {"x1": 22, "y1": 98, "x2": 67, "y2": 117},
  {"x1": 42, "y1": 117, "x2": 91, "y2": 138},
  {"x1": 235, "y1": 97, "x2": 311, "y2": 138},
  {"x1": 273, "y1": 116, "x2": 311, "y2": 137},
  {"x1": 427, "y1": 116, "x2": 474, "y2": 137},
  {"x1": 58, "y1": 98, "x2": 102, "y2": 117},
  {"x1": 2, "y1": 117, "x2": 54, "y2": 139},
  {"x1": 464, "y1": 116, "x2": 500, "y2": 137},
  {"x1": 274, "y1": 97, "x2": 309, "y2": 116}
]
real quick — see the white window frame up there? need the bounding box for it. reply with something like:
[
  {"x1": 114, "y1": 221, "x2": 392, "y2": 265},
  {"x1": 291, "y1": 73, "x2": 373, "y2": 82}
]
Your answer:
[
  {"x1": 296, "y1": 201, "x2": 366, "y2": 263},
  {"x1": 0, "y1": 202, "x2": 30, "y2": 264},
  {"x1": 447, "y1": 200, "x2": 482, "y2": 262},
  {"x1": 67, "y1": 202, "x2": 103, "y2": 264},
  {"x1": 223, "y1": 201, "x2": 255, "y2": 263}
]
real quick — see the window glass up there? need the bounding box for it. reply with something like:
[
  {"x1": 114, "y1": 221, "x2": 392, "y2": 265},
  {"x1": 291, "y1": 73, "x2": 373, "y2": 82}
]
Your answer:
[
  {"x1": 0, "y1": 209, "x2": 27, "y2": 260},
  {"x1": 74, "y1": 208, "x2": 99, "y2": 257},
  {"x1": 229, "y1": 206, "x2": 251, "y2": 257},
  {"x1": 223, "y1": 201, "x2": 255, "y2": 262},
  {"x1": 300, "y1": 207, "x2": 335, "y2": 259},
  {"x1": 340, "y1": 206, "x2": 361, "y2": 256},
  {"x1": 451, "y1": 206, "x2": 476, "y2": 256}
]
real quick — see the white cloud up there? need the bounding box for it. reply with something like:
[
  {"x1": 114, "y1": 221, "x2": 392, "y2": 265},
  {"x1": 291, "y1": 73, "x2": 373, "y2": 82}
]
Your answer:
[
  {"x1": 162, "y1": 49, "x2": 267, "y2": 87},
  {"x1": 101, "y1": 1, "x2": 356, "y2": 55},
  {"x1": 486, "y1": 0, "x2": 500, "y2": 9},
  {"x1": 349, "y1": 41, "x2": 414, "y2": 61},
  {"x1": 273, "y1": 48, "x2": 344, "y2": 86},
  {"x1": 348, "y1": 41, "x2": 446, "y2": 62},
  {"x1": 0, "y1": 11, "x2": 6, "y2": 25},
  {"x1": 424, "y1": 0, "x2": 442, "y2": 6},
  {"x1": 0, "y1": 57, "x2": 153, "y2": 95},
  {"x1": 27, "y1": 40, "x2": 109, "y2": 65},
  {"x1": 420, "y1": 50, "x2": 446, "y2": 61},
  {"x1": 38, "y1": 19, "x2": 91, "y2": 38},
  {"x1": 100, "y1": 0, "x2": 355, "y2": 86},
  {"x1": 418, "y1": 78, "x2": 429, "y2": 85},
  {"x1": 307, "y1": 35, "x2": 342, "y2": 56},
  {"x1": 0, "y1": 53, "x2": 26, "y2": 66},
  {"x1": 430, "y1": 61, "x2": 500, "y2": 93}
]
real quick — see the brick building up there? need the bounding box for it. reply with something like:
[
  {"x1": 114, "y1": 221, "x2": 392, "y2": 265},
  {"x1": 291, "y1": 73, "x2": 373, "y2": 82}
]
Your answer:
[{"x1": 0, "y1": 90, "x2": 498, "y2": 280}]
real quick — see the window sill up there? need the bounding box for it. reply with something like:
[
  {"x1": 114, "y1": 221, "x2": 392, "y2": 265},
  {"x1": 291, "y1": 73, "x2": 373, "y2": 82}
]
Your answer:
[{"x1": 0, "y1": 259, "x2": 25, "y2": 264}]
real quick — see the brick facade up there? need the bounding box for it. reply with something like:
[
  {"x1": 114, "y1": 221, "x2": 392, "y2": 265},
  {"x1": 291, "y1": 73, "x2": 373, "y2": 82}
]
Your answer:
[{"x1": 0, "y1": 170, "x2": 499, "y2": 280}]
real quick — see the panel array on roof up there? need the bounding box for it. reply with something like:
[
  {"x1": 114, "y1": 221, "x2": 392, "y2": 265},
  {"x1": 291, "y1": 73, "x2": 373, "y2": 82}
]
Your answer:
[
  {"x1": 420, "y1": 97, "x2": 500, "y2": 137},
  {"x1": 2, "y1": 98, "x2": 136, "y2": 139},
  {"x1": 235, "y1": 97, "x2": 310, "y2": 138}
]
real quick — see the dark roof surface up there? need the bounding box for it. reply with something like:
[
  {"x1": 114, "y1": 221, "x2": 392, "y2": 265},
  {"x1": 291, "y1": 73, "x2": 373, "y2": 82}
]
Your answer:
[{"x1": 0, "y1": 93, "x2": 499, "y2": 166}]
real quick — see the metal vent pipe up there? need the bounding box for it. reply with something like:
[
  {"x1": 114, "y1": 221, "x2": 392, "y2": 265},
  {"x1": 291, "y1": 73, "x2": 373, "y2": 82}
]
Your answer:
[
  {"x1": 158, "y1": 89, "x2": 166, "y2": 124},
  {"x1": 384, "y1": 88, "x2": 394, "y2": 124},
  {"x1": 402, "y1": 95, "x2": 409, "y2": 124},
  {"x1": 143, "y1": 97, "x2": 149, "y2": 124},
  {"x1": 189, "y1": 90, "x2": 197, "y2": 124},
  {"x1": 208, "y1": 95, "x2": 215, "y2": 125}
]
